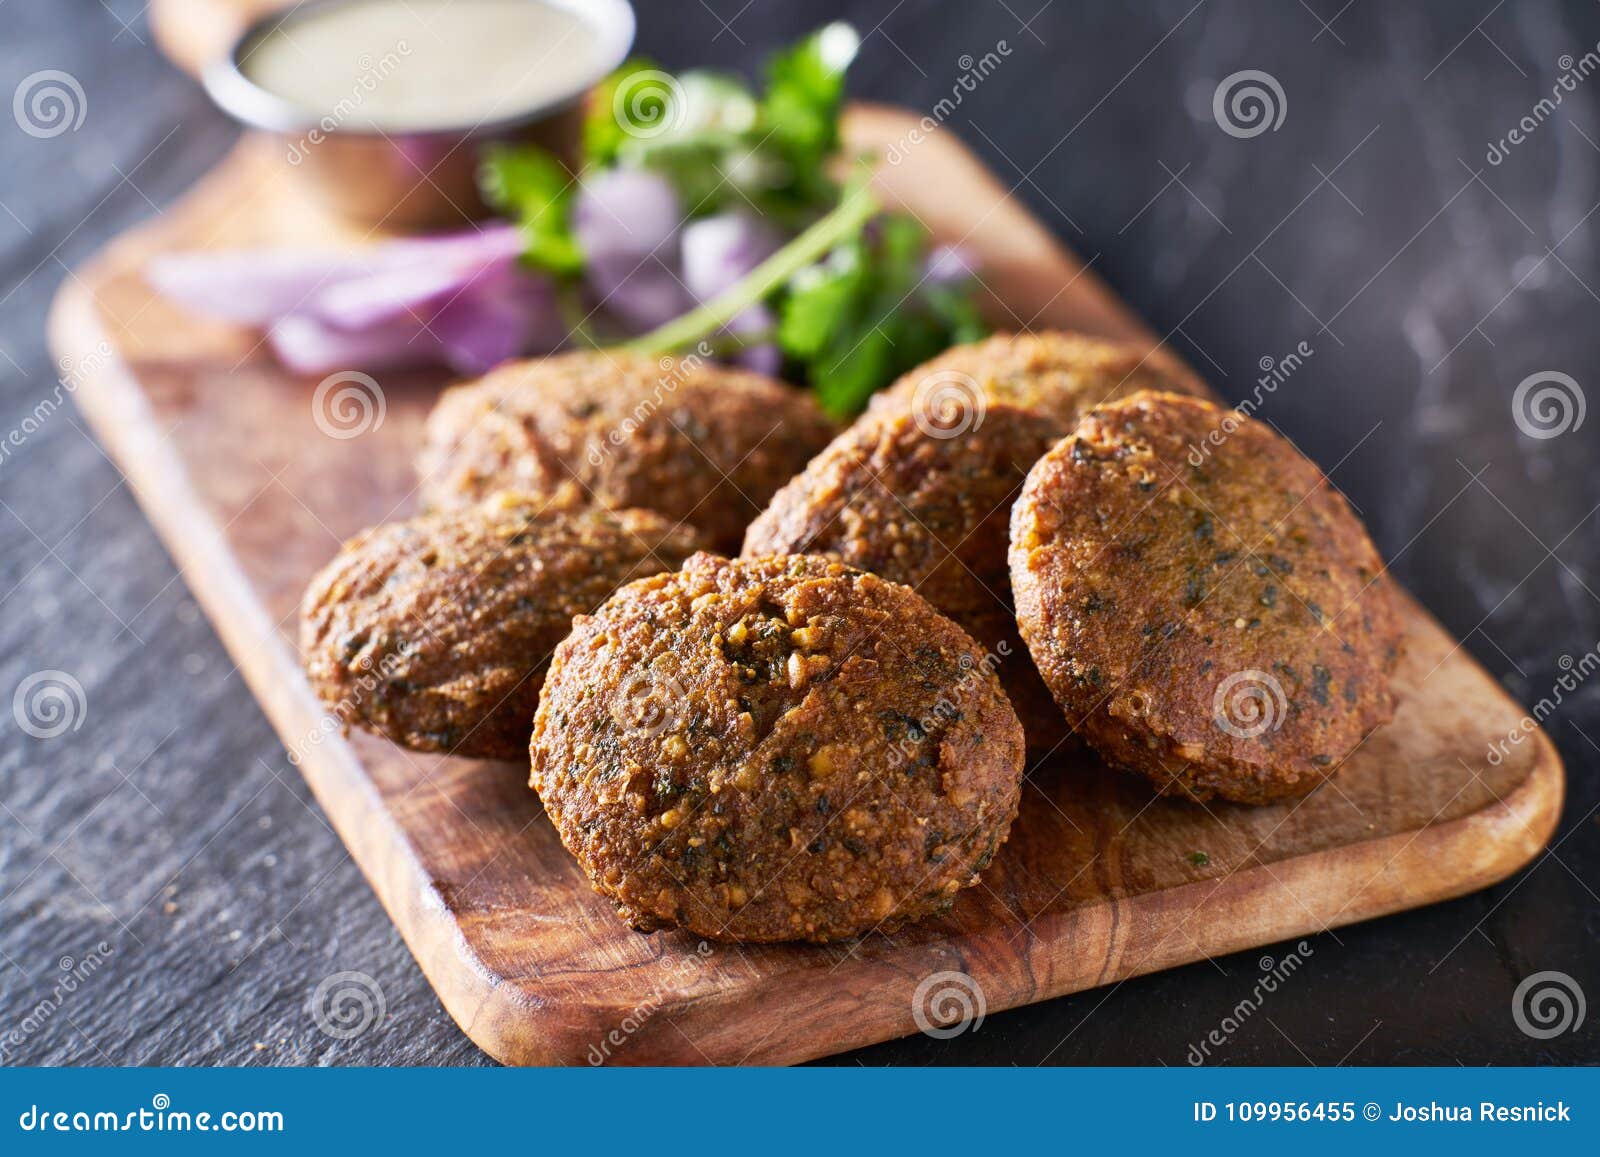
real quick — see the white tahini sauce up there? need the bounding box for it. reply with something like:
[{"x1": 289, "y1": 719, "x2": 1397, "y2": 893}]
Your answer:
[{"x1": 241, "y1": 0, "x2": 602, "y2": 131}]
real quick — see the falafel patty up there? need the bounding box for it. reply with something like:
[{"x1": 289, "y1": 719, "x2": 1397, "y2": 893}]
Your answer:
[
  {"x1": 301, "y1": 490, "x2": 702, "y2": 761},
  {"x1": 742, "y1": 403, "x2": 1068, "y2": 749},
  {"x1": 530, "y1": 553, "x2": 1026, "y2": 942},
  {"x1": 1009, "y1": 391, "x2": 1401, "y2": 804},
  {"x1": 872, "y1": 330, "x2": 1215, "y2": 429},
  {"x1": 417, "y1": 350, "x2": 834, "y2": 551}
]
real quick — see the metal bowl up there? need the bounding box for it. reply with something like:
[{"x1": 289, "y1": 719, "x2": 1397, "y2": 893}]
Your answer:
[{"x1": 202, "y1": 0, "x2": 635, "y2": 230}]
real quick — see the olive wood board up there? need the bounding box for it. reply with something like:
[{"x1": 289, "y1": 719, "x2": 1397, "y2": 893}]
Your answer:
[{"x1": 49, "y1": 105, "x2": 1563, "y2": 1065}]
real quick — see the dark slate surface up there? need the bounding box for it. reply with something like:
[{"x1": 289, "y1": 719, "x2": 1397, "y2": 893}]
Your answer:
[{"x1": 1, "y1": 0, "x2": 1596, "y2": 1066}]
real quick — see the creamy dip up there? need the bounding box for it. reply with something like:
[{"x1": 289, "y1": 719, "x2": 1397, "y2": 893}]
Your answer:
[{"x1": 241, "y1": 0, "x2": 610, "y2": 131}]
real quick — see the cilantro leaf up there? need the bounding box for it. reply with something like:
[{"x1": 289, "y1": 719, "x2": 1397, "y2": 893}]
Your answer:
[
  {"x1": 762, "y1": 23, "x2": 860, "y2": 205},
  {"x1": 477, "y1": 144, "x2": 583, "y2": 277},
  {"x1": 584, "y1": 59, "x2": 675, "y2": 167},
  {"x1": 777, "y1": 212, "x2": 989, "y2": 418}
]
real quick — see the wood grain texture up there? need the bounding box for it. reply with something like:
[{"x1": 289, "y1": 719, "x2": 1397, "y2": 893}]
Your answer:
[{"x1": 47, "y1": 106, "x2": 1563, "y2": 1066}]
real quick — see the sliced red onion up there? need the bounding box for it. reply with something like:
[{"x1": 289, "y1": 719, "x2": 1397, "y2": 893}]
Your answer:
[
  {"x1": 573, "y1": 168, "x2": 681, "y2": 262},
  {"x1": 586, "y1": 251, "x2": 694, "y2": 332},
  {"x1": 312, "y1": 224, "x2": 528, "y2": 329},
  {"x1": 432, "y1": 265, "x2": 564, "y2": 374},
  {"x1": 724, "y1": 302, "x2": 779, "y2": 376},
  {"x1": 680, "y1": 213, "x2": 784, "y2": 302},
  {"x1": 146, "y1": 249, "x2": 366, "y2": 325},
  {"x1": 147, "y1": 224, "x2": 526, "y2": 328},
  {"x1": 149, "y1": 224, "x2": 550, "y2": 374},
  {"x1": 924, "y1": 243, "x2": 979, "y2": 284},
  {"x1": 268, "y1": 313, "x2": 439, "y2": 375}
]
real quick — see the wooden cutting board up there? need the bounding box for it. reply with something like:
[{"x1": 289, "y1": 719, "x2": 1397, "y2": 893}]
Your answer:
[{"x1": 49, "y1": 102, "x2": 1563, "y2": 1065}]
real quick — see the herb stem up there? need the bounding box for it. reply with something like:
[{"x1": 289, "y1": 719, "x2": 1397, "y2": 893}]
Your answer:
[{"x1": 623, "y1": 184, "x2": 881, "y2": 355}]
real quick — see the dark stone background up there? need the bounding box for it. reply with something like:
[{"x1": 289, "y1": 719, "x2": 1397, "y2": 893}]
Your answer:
[{"x1": 1, "y1": 0, "x2": 1595, "y2": 1066}]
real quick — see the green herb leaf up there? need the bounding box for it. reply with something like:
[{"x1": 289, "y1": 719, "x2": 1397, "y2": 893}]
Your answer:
[
  {"x1": 778, "y1": 211, "x2": 987, "y2": 418},
  {"x1": 762, "y1": 23, "x2": 860, "y2": 206},
  {"x1": 477, "y1": 144, "x2": 583, "y2": 277},
  {"x1": 626, "y1": 182, "x2": 881, "y2": 359},
  {"x1": 584, "y1": 58, "x2": 675, "y2": 167}
]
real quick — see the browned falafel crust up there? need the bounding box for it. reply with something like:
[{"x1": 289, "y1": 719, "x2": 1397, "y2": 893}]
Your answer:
[
  {"x1": 871, "y1": 330, "x2": 1217, "y2": 429},
  {"x1": 529, "y1": 553, "x2": 1026, "y2": 942},
  {"x1": 741, "y1": 404, "x2": 1068, "y2": 749},
  {"x1": 300, "y1": 491, "x2": 702, "y2": 761},
  {"x1": 416, "y1": 351, "x2": 835, "y2": 552},
  {"x1": 1009, "y1": 392, "x2": 1402, "y2": 804}
]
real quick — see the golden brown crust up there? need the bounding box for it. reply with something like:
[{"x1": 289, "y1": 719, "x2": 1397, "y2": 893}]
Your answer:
[
  {"x1": 417, "y1": 351, "x2": 835, "y2": 551},
  {"x1": 742, "y1": 404, "x2": 1067, "y2": 749},
  {"x1": 1009, "y1": 391, "x2": 1401, "y2": 804},
  {"x1": 871, "y1": 330, "x2": 1217, "y2": 429},
  {"x1": 529, "y1": 553, "x2": 1026, "y2": 942},
  {"x1": 300, "y1": 490, "x2": 702, "y2": 761}
]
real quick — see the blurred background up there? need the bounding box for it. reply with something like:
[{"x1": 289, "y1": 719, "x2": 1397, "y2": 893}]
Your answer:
[{"x1": 0, "y1": 0, "x2": 1596, "y2": 1065}]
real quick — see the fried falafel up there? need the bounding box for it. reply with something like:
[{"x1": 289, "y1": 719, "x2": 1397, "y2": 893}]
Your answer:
[
  {"x1": 417, "y1": 350, "x2": 834, "y2": 551},
  {"x1": 301, "y1": 490, "x2": 702, "y2": 761},
  {"x1": 871, "y1": 330, "x2": 1216, "y2": 429},
  {"x1": 742, "y1": 404, "x2": 1067, "y2": 749},
  {"x1": 529, "y1": 553, "x2": 1026, "y2": 942},
  {"x1": 1009, "y1": 391, "x2": 1401, "y2": 804}
]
